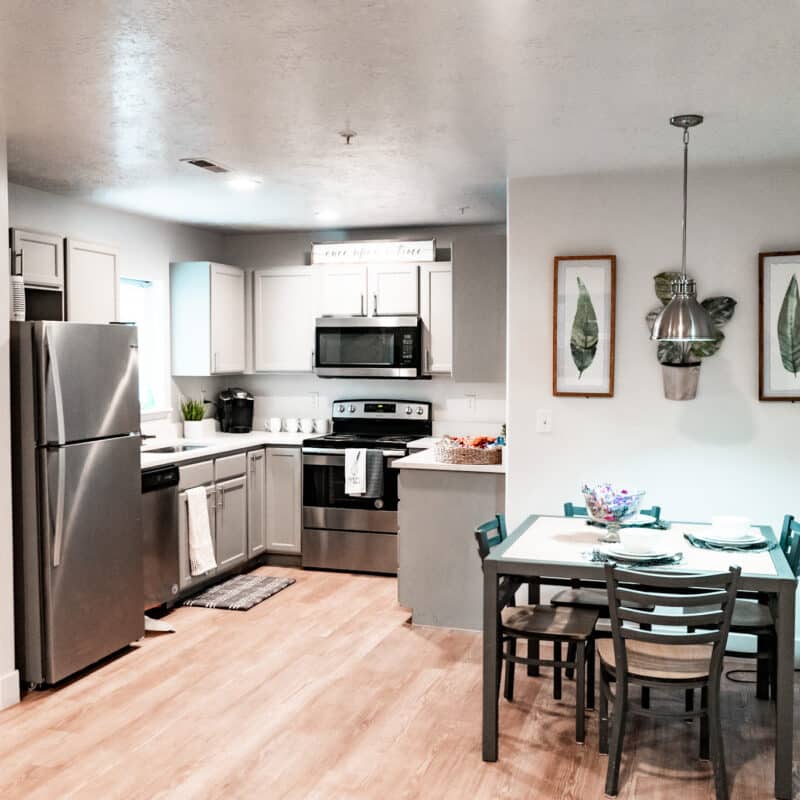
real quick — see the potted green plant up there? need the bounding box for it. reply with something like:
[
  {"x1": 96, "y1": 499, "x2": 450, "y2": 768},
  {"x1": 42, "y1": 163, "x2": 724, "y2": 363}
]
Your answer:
[
  {"x1": 181, "y1": 398, "x2": 206, "y2": 439},
  {"x1": 646, "y1": 271, "x2": 736, "y2": 400}
]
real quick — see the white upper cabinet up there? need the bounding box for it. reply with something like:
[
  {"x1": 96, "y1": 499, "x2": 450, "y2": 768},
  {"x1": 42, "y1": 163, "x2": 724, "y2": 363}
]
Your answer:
[
  {"x1": 420, "y1": 262, "x2": 453, "y2": 375},
  {"x1": 254, "y1": 266, "x2": 315, "y2": 372},
  {"x1": 65, "y1": 239, "x2": 119, "y2": 323},
  {"x1": 368, "y1": 263, "x2": 419, "y2": 316},
  {"x1": 319, "y1": 264, "x2": 368, "y2": 317},
  {"x1": 11, "y1": 228, "x2": 64, "y2": 288},
  {"x1": 171, "y1": 261, "x2": 246, "y2": 376}
]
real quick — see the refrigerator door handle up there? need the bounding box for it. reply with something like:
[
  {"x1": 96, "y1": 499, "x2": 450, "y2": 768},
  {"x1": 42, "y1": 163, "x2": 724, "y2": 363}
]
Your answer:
[
  {"x1": 43, "y1": 327, "x2": 67, "y2": 446},
  {"x1": 50, "y1": 447, "x2": 66, "y2": 567}
]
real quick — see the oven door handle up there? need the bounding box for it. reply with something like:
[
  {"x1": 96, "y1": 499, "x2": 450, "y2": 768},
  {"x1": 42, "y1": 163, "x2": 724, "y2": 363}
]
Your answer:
[{"x1": 302, "y1": 447, "x2": 406, "y2": 462}]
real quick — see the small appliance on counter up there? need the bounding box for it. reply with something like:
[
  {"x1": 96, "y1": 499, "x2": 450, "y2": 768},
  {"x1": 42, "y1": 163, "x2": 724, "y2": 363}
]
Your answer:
[{"x1": 217, "y1": 388, "x2": 254, "y2": 433}]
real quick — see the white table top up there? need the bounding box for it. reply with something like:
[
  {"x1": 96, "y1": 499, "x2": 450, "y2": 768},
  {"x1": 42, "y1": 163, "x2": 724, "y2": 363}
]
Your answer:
[{"x1": 501, "y1": 516, "x2": 778, "y2": 577}]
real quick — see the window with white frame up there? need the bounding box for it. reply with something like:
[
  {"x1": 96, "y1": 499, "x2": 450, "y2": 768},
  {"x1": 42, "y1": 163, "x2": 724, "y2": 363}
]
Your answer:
[{"x1": 118, "y1": 276, "x2": 167, "y2": 413}]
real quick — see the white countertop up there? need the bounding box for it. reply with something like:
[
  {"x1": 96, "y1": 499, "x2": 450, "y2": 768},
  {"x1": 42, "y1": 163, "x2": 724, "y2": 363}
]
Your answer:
[
  {"x1": 392, "y1": 447, "x2": 506, "y2": 475},
  {"x1": 141, "y1": 432, "x2": 314, "y2": 470},
  {"x1": 407, "y1": 437, "x2": 442, "y2": 450}
]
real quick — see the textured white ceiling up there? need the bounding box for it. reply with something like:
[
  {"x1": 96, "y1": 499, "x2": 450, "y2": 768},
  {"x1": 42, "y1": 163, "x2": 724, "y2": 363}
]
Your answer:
[{"x1": 1, "y1": 1, "x2": 799, "y2": 231}]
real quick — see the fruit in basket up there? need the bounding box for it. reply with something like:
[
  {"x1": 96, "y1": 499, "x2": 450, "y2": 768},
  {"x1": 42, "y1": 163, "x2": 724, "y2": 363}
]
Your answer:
[{"x1": 445, "y1": 435, "x2": 498, "y2": 449}]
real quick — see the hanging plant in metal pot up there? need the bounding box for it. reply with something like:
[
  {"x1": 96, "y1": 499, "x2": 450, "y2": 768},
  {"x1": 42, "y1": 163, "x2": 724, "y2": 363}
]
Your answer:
[{"x1": 646, "y1": 272, "x2": 736, "y2": 400}]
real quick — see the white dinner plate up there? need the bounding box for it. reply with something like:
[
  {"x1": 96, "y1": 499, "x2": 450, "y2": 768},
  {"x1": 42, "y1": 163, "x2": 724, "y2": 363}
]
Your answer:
[
  {"x1": 692, "y1": 530, "x2": 765, "y2": 546},
  {"x1": 603, "y1": 546, "x2": 674, "y2": 562}
]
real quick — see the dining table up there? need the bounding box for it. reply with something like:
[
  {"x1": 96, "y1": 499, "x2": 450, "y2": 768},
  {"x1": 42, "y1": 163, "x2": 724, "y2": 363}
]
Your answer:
[{"x1": 481, "y1": 514, "x2": 797, "y2": 800}]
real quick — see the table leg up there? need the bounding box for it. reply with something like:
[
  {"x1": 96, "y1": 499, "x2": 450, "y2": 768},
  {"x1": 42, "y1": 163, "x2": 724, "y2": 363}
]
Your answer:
[
  {"x1": 773, "y1": 584, "x2": 795, "y2": 799},
  {"x1": 482, "y1": 563, "x2": 499, "y2": 761}
]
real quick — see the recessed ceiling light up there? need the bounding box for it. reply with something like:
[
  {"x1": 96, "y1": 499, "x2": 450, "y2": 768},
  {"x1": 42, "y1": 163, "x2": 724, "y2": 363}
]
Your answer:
[
  {"x1": 227, "y1": 175, "x2": 262, "y2": 190},
  {"x1": 314, "y1": 209, "x2": 339, "y2": 223}
]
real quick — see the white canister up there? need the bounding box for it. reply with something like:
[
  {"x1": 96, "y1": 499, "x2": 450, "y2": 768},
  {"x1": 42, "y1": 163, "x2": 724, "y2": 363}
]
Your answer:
[
  {"x1": 268, "y1": 417, "x2": 283, "y2": 433},
  {"x1": 183, "y1": 420, "x2": 205, "y2": 440},
  {"x1": 284, "y1": 418, "x2": 300, "y2": 433},
  {"x1": 313, "y1": 418, "x2": 331, "y2": 434},
  {"x1": 300, "y1": 418, "x2": 315, "y2": 434}
]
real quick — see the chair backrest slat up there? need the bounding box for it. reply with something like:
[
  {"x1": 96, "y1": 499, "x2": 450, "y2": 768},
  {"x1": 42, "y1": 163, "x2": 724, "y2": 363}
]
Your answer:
[
  {"x1": 780, "y1": 514, "x2": 800, "y2": 575},
  {"x1": 564, "y1": 502, "x2": 662, "y2": 522},
  {"x1": 605, "y1": 563, "x2": 740, "y2": 681},
  {"x1": 474, "y1": 514, "x2": 507, "y2": 562}
]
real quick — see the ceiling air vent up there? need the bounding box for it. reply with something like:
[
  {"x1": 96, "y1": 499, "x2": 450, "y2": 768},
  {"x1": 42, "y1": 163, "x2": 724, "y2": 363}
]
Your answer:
[{"x1": 179, "y1": 157, "x2": 229, "y2": 174}]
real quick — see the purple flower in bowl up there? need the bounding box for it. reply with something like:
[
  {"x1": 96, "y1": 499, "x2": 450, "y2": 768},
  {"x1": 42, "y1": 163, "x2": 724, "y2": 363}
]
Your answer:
[{"x1": 581, "y1": 483, "x2": 646, "y2": 525}]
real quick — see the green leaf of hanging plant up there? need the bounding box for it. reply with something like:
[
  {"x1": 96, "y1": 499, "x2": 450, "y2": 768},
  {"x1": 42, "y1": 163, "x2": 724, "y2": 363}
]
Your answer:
[
  {"x1": 701, "y1": 296, "x2": 737, "y2": 328},
  {"x1": 777, "y1": 274, "x2": 800, "y2": 376},
  {"x1": 655, "y1": 271, "x2": 682, "y2": 305},
  {"x1": 689, "y1": 329, "x2": 725, "y2": 359},
  {"x1": 657, "y1": 341, "x2": 684, "y2": 364},
  {"x1": 645, "y1": 306, "x2": 661, "y2": 335},
  {"x1": 570, "y1": 276, "x2": 598, "y2": 378}
]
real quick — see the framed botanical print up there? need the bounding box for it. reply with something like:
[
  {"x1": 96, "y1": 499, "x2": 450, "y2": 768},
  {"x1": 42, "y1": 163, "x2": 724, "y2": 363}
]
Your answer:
[
  {"x1": 759, "y1": 251, "x2": 800, "y2": 401},
  {"x1": 553, "y1": 255, "x2": 616, "y2": 397}
]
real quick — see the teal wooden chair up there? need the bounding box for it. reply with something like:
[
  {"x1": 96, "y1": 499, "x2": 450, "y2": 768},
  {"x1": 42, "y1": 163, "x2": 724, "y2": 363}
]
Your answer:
[{"x1": 474, "y1": 515, "x2": 599, "y2": 742}]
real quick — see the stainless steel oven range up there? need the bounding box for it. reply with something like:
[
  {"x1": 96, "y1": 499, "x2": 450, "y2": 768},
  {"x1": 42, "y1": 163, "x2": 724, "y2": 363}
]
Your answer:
[{"x1": 301, "y1": 399, "x2": 432, "y2": 574}]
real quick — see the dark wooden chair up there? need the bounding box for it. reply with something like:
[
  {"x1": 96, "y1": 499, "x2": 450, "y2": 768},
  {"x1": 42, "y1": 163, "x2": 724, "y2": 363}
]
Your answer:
[
  {"x1": 599, "y1": 563, "x2": 741, "y2": 799},
  {"x1": 685, "y1": 514, "x2": 800, "y2": 706},
  {"x1": 475, "y1": 515, "x2": 599, "y2": 743}
]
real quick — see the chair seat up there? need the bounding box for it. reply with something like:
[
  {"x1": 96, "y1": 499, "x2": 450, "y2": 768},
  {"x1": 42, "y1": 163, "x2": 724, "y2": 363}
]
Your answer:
[
  {"x1": 597, "y1": 638, "x2": 713, "y2": 681},
  {"x1": 551, "y1": 587, "x2": 655, "y2": 612},
  {"x1": 685, "y1": 599, "x2": 774, "y2": 633},
  {"x1": 501, "y1": 604, "x2": 598, "y2": 640}
]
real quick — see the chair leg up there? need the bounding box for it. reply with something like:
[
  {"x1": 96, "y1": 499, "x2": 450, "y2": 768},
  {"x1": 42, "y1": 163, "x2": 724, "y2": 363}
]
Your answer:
[
  {"x1": 553, "y1": 641, "x2": 562, "y2": 700},
  {"x1": 755, "y1": 634, "x2": 770, "y2": 700},
  {"x1": 527, "y1": 637, "x2": 540, "y2": 677},
  {"x1": 640, "y1": 686, "x2": 650, "y2": 709},
  {"x1": 599, "y1": 673, "x2": 610, "y2": 755},
  {"x1": 587, "y1": 639, "x2": 595, "y2": 711},
  {"x1": 685, "y1": 688, "x2": 694, "y2": 713},
  {"x1": 504, "y1": 638, "x2": 516, "y2": 701},
  {"x1": 575, "y1": 641, "x2": 586, "y2": 743},
  {"x1": 605, "y1": 677, "x2": 628, "y2": 796},
  {"x1": 708, "y1": 681, "x2": 729, "y2": 800},
  {"x1": 565, "y1": 641, "x2": 576, "y2": 681},
  {"x1": 699, "y1": 686, "x2": 709, "y2": 760}
]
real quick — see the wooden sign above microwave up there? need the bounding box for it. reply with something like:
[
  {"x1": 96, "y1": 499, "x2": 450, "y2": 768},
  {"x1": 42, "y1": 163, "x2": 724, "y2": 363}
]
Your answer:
[{"x1": 311, "y1": 239, "x2": 436, "y2": 264}]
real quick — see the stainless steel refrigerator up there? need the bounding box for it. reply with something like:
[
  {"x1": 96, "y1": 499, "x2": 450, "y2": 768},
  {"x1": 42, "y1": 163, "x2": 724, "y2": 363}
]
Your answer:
[{"x1": 11, "y1": 321, "x2": 144, "y2": 687}]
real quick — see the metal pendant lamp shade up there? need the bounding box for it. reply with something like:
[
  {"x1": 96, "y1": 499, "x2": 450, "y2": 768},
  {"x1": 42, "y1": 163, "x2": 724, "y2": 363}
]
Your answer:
[{"x1": 651, "y1": 114, "x2": 717, "y2": 343}]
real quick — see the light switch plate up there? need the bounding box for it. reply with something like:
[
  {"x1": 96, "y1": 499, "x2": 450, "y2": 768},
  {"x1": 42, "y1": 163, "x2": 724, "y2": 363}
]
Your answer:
[{"x1": 536, "y1": 409, "x2": 552, "y2": 433}]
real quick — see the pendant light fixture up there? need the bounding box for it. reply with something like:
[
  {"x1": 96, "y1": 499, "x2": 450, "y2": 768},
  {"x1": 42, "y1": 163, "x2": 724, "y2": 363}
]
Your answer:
[{"x1": 650, "y1": 114, "x2": 717, "y2": 342}]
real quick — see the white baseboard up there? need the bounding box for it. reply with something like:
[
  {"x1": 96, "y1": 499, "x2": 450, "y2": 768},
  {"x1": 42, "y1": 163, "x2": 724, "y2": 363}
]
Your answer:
[{"x1": 0, "y1": 668, "x2": 20, "y2": 710}]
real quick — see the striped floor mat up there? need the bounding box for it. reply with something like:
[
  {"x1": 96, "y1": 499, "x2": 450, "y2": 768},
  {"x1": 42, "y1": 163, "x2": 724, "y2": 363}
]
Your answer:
[{"x1": 182, "y1": 574, "x2": 295, "y2": 611}]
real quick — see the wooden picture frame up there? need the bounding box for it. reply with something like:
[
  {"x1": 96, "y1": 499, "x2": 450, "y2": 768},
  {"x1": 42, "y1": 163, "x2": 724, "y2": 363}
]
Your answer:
[
  {"x1": 759, "y1": 250, "x2": 800, "y2": 401},
  {"x1": 553, "y1": 255, "x2": 616, "y2": 397}
]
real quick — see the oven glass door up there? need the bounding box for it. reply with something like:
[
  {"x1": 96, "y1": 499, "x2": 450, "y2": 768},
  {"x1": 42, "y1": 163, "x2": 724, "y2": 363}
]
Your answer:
[{"x1": 303, "y1": 452, "x2": 398, "y2": 511}]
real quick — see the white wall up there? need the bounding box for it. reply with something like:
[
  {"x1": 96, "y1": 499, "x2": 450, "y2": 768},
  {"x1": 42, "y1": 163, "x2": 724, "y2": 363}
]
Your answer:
[
  {"x1": 0, "y1": 133, "x2": 20, "y2": 709},
  {"x1": 207, "y1": 224, "x2": 506, "y2": 433},
  {"x1": 506, "y1": 164, "x2": 800, "y2": 529},
  {"x1": 8, "y1": 184, "x2": 225, "y2": 417},
  {"x1": 507, "y1": 165, "x2": 800, "y2": 661}
]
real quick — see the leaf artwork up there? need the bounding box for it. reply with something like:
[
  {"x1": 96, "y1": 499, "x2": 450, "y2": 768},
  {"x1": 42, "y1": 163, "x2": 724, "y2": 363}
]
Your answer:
[
  {"x1": 777, "y1": 274, "x2": 800, "y2": 376},
  {"x1": 570, "y1": 277, "x2": 598, "y2": 378}
]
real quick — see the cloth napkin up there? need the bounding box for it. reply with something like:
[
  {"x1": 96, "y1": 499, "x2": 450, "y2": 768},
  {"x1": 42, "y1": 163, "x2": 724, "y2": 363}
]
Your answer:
[
  {"x1": 345, "y1": 448, "x2": 367, "y2": 495},
  {"x1": 683, "y1": 533, "x2": 775, "y2": 553},
  {"x1": 187, "y1": 486, "x2": 217, "y2": 575}
]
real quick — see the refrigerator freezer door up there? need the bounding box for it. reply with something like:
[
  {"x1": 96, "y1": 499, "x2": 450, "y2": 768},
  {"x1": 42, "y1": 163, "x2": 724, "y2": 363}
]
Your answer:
[
  {"x1": 40, "y1": 435, "x2": 143, "y2": 683},
  {"x1": 37, "y1": 322, "x2": 140, "y2": 445}
]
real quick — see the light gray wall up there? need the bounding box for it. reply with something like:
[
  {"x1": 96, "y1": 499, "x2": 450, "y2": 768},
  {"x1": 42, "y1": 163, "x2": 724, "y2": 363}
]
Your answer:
[
  {"x1": 222, "y1": 223, "x2": 507, "y2": 383},
  {"x1": 0, "y1": 131, "x2": 20, "y2": 709},
  {"x1": 8, "y1": 184, "x2": 225, "y2": 416}
]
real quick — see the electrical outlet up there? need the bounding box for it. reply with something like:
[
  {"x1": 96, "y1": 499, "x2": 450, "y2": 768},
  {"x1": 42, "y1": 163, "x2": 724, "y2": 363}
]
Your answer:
[
  {"x1": 310, "y1": 392, "x2": 319, "y2": 410},
  {"x1": 535, "y1": 409, "x2": 552, "y2": 433},
  {"x1": 466, "y1": 393, "x2": 477, "y2": 412}
]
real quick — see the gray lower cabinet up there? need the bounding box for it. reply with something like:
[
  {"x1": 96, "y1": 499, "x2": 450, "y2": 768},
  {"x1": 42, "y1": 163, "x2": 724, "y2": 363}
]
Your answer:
[
  {"x1": 247, "y1": 449, "x2": 267, "y2": 557},
  {"x1": 266, "y1": 447, "x2": 302, "y2": 554},
  {"x1": 178, "y1": 485, "x2": 218, "y2": 591},
  {"x1": 215, "y1": 475, "x2": 248, "y2": 570}
]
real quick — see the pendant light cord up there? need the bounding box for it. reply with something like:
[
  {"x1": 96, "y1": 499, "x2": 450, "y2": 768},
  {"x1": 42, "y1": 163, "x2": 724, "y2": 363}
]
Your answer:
[{"x1": 681, "y1": 128, "x2": 689, "y2": 279}]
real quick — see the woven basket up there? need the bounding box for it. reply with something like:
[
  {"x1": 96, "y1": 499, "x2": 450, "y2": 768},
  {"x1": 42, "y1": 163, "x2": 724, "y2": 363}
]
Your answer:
[{"x1": 434, "y1": 444, "x2": 502, "y2": 465}]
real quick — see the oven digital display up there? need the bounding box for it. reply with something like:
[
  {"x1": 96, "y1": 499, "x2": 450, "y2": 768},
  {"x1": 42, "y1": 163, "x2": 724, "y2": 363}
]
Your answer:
[{"x1": 364, "y1": 403, "x2": 396, "y2": 413}]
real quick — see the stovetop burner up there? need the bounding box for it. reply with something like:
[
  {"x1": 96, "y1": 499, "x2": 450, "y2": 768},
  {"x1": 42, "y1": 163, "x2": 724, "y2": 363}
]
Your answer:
[{"x1": 303, "y1": 432, "x2": 420, "y2": 449}]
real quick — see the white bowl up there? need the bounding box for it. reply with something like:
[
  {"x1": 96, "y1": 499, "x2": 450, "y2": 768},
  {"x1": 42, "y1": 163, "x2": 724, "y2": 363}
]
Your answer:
[
  {"x1": 619, "y1": 529, "x2": 667, "y2": 555},
  {"x1": 710, "y1": 515, "x2": 752, "y2": 540}
]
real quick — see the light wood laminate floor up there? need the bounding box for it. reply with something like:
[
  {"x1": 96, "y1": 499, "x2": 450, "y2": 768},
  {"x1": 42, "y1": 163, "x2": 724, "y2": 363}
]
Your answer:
[{"x1": 0, "y1": 566, "x2": 796, "y2": 799}]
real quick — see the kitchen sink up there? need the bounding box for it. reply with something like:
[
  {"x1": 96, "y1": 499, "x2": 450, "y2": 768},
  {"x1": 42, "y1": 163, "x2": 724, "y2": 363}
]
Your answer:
[{"x1": 144, "y1": 444, "x2": 209, "y2": 454}]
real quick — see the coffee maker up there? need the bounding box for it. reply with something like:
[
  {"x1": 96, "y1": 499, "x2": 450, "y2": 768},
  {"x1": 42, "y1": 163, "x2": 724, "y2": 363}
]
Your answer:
[{"x1": 217, "y1": 388, "x2": 254, "y2": 433}]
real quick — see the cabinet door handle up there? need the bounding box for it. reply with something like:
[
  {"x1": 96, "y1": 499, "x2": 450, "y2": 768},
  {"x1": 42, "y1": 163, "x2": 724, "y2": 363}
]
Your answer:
[
  {"x1": 218, "y1": 489, "x2": 224, "y2": 509},
  {"x1": 425, "y1": 349, "x2": 431, "y2": 372},
  {"x1": 213, "y1": 351, "x2": 218, "y2": 372},
  {"x1": 360, "y1": 293, "x2": 365, "y2": 316},
  {"x1": 372, "y1": 293, "x2": 378, "y2": 316}
]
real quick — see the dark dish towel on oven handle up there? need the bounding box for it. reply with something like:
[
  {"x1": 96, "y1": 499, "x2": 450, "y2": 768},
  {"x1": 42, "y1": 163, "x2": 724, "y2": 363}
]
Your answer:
[{"x1": 362, "y1": 450, "x2": 384, "y2": 499}]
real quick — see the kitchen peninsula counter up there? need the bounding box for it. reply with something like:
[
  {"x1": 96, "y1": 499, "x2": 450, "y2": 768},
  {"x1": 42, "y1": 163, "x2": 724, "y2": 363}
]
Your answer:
[{"x1": 395, "y1": 449, "x2": 505, "y2": 630}]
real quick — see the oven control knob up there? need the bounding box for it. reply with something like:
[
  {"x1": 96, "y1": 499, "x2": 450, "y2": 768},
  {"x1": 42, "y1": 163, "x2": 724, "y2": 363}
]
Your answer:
[
  {"x1": 415, "y1": 407, "x2": 424, "y2": 416},
  {"x1": 337, "y1": 404, "x2": 345, "y2": 413},
  {"x1": 348, "y1": 404, "x2": 356, "y2": 413},
  {"x1": 405, "y1": 405, "x2": 413, "y2": 415}
]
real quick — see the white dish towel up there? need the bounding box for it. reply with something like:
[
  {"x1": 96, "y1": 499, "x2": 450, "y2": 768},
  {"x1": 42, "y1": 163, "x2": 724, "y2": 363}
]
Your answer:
[
  {"x1": 187, "y1": 486, "x2": 217, "y2": 576},
  {"x1": 345, "y1": 448, "x2": 367, "y2": 496}
]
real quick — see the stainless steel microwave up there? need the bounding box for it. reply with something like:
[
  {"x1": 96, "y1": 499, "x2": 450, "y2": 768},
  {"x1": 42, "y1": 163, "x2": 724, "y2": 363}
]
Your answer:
[{"x1": 314, "y1": 317, "x2": 422, "y2": 378}]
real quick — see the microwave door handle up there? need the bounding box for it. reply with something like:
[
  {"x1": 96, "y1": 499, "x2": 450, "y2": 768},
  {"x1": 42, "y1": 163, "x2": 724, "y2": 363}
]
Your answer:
[{"x1": 360, "y1": 294, "x2": 365, "y2": 316}]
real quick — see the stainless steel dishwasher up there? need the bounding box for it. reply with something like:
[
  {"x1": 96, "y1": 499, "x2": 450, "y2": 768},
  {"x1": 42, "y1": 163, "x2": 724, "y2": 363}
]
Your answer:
[{"x1": 141, "y1": 465, "x2": 180, "y2": 610}]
